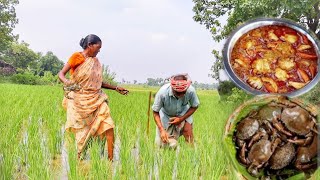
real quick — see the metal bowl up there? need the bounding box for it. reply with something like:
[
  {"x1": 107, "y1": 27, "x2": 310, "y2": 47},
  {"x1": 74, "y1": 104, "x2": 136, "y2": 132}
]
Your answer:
[{"x1": 223, "y1": 18, "x2": 320, "y2": 97}]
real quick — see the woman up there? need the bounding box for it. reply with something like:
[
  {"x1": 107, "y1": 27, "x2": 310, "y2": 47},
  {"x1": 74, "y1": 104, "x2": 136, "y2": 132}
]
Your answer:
[{"x1": 58, "y1": 34, "x2": 128, "y2": 161}]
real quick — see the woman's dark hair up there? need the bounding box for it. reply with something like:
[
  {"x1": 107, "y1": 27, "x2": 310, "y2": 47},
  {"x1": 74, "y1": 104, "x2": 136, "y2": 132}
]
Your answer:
[{"x1": 79, "y1": 34, "x2": 101, "y2": 49}]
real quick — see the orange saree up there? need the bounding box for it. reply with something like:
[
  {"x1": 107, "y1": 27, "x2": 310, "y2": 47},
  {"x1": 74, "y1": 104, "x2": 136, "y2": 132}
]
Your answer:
[{"x1": 62, "y1": 56, "x2": 114, "y2": 155}]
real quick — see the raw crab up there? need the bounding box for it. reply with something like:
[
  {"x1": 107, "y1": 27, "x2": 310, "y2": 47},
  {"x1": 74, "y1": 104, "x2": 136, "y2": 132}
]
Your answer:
[
  {"x1": 269, "y1": 142, "x2": 295, "y2": 170},
  {"x1": 295, "y1": 134, "x2": 318, "y2": 170},
  {"x1": 239, "y1": 137, "x2": 281, "y2": 176},
  {"x1": 281, "y1": 106, "x2": 318, "y2": 146},
  {"x1": 235, "y1": 117, "x2": 259, "y2": 141}
]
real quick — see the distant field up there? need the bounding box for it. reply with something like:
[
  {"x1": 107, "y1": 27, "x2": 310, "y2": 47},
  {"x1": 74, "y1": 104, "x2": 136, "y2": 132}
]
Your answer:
[{"x1": 1, "y1": 83, "x2": 317, "y2": 179}]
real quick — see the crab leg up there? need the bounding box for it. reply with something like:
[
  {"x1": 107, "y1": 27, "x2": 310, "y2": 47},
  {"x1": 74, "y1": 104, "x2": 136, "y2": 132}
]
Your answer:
[
  {"x1": 295, "y1": 135, "x2": 318, "y2": 170},
  {"x1": 288, "y1": 132, "x2": 313, "y2": 146},
  {"x1": 271, "y1": 138, "x2": 282, "y2": 152},
  {"x1": 297, "y1": 68, "x2": 310, "y2": 82},
  {"x1": 272, "y1": 116, "x2": 293, "y2": 136},
  {"x1": 248, "y1": 129, "x2": 267, "y2": 148},
  {"x1": 309, "y1": 65, "x2": 317, "y2": 78},
  {"x1": 239, "y1": 143, "x2": 248, "y2": 165},
  {"x1": 296, "y1": 52, "x2": 317, "y2": 60}
]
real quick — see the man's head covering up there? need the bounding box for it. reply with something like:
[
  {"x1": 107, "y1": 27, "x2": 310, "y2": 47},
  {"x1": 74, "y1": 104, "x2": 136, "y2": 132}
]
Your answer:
[{"x1": 170, "y1": 73, "x2": 192, "y2": 92}]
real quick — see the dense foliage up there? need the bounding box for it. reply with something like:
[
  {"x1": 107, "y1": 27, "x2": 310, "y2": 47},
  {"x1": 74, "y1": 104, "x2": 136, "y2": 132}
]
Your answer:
[{"x1": 0, "y1": 0, "x2": 19, "y2": 54}]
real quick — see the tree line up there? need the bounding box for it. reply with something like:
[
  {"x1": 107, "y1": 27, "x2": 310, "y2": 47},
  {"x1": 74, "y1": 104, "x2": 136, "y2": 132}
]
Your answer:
[
  {"x1": 0, "y1": 0, "x2": 119, "y2": 85},
  {"x1": 0, "y1": 1, "x2": 64, "y2": 84}
]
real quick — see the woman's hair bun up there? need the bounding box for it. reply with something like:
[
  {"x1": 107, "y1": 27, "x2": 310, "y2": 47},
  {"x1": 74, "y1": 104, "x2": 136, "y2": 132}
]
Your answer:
[{"x1": 79, "y1": 38, "x2": 85, "y2": 48}]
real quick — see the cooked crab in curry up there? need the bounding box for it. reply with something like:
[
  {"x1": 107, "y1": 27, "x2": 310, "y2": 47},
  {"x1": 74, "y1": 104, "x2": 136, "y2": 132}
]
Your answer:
[{"x1": 231, "y1": 25, "x2": 318, "y2": 93}]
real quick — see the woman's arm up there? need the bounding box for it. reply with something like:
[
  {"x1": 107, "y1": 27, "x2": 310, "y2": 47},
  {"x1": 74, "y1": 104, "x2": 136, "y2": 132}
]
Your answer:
[
  {"x1": 102, "y1": 82, "x2": 129, "y2": 95},
  {"x1": 101, "y1": 82, "x2": 117, "y2": 90},
  {"x1": 58, "y1": 63, "x2": 71, "y2": 84}
]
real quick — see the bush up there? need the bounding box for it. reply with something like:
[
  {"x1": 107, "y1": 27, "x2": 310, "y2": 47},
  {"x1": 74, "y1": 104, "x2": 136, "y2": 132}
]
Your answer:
[
  {"x1": 11, "y1": 72, "x2": 40, "y2": 85},
  {"x1": 39, "y1": 71, "x2": 60, "y2": 85},
  {"x1": 226, "y1": 87, "x2": 253, "y2": 103},
  {"x1": 301, "y1": 83, "x2": 320, "y2": 105},
  {"x1": 217, "y1": 80, "x2": 237, "y2": 96}
]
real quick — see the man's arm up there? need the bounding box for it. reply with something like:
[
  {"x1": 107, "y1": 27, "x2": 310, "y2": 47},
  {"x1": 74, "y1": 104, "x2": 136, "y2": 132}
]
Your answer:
[{"x1": 153, "y1": 111, "x2": 169, "y2": 143}]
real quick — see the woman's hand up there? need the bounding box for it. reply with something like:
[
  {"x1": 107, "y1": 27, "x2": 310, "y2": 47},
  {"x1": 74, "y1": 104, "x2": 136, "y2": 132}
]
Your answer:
[
  {"x1": 115, "y1": 86, "x2": 129, "y2": 95},
  {"x1": 64, "y1": 79, "x2": 73, "y2": 86}
]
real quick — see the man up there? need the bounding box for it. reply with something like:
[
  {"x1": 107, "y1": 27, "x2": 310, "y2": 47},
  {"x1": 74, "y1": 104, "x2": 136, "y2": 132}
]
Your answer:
[{"x1": 152, "y1": 74, "x2": 200, "y2": 147}]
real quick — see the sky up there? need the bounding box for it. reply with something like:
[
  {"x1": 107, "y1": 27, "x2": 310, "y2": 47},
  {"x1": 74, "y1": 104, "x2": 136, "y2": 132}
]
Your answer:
[{"x1": 13, "y1": 0, "x2": 226, "y2": 83}]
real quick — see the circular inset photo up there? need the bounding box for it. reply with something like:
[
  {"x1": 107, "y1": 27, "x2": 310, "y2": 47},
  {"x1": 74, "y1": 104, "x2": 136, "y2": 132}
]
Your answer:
[
  {"x1": 223, "y1": 95, "x2": 319, "y2": 179},
  {"x1": 223, "y1": 18, "x2": 320, "y2": 97}
]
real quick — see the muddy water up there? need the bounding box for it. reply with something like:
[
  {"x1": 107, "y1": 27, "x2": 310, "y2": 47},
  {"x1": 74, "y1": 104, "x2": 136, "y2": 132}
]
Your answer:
[{"x1": 60, "y1": 127, "x2": 69, "y2": 180}]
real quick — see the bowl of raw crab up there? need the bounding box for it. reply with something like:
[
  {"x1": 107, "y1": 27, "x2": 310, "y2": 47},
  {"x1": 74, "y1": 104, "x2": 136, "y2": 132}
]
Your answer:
[
  {"x1": 223, "y1": 18, "x2": 320, "y2": 97},
  {"x1": 223, "y1": 95, "x2": 319, "y2": 179}
]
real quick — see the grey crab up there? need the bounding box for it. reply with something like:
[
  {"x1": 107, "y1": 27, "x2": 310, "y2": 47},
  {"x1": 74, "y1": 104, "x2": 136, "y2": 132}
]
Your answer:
[
  {"x1": 239, "y1": 137, "x2": 282, "y2": 176},
  {"x1": 281, "y1": 106, "x2": 318, "y2": 146},
  {"x1": 269, "y1": 142, "x2": 296, "y2": 170},
  {"x1": 295, "y1": 134, "x2": 318, "y2": 171}
]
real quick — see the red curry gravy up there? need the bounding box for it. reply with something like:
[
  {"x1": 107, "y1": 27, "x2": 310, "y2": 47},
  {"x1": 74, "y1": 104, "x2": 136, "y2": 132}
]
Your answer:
[{"x1": 231, "y1": 25, "x2": 318, "y2": 93}]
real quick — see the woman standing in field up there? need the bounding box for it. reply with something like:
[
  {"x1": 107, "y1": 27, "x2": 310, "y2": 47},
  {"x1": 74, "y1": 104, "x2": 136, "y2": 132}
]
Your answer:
[{"x1": 58, "y1": 34, "x2": 128, "y2": 161}]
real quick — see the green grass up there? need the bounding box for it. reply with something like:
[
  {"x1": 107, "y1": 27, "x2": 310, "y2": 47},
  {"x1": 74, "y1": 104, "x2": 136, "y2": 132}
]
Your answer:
[{"x1": 0, "y1": 83, "x2": 318, "y2": 179}]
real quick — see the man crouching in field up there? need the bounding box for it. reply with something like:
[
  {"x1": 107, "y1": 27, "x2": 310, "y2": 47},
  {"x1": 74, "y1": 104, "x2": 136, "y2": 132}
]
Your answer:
[{"x1": 152, "y1": 74, "x2": 200, "y2": 148}]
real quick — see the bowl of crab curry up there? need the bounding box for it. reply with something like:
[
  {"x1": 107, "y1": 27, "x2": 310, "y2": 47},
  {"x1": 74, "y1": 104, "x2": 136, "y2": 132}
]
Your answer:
[{"x1": 223, "y1": 18, "x2": 320, "y2": 97}]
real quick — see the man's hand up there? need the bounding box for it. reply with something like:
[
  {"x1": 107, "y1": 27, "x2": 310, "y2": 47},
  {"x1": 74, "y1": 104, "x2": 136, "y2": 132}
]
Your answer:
[
  {"x1": 160, "y1": 129, "x2": 169, "y2": 143},
  {"x1": 168, "y1": 117, "x2": 184, "y2": 125}
]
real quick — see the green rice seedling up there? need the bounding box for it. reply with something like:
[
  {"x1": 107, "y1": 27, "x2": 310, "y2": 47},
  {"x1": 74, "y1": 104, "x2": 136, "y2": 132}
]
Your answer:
[
  {"x1": 24, "y1": 116, "x2": 51, "y2": 179},
  {"x1": 65, "y1": 132, "x2": 80, "y2": 180},
  {"x1": 7, "y1": 83, "x2": 317, "y2": 179},
  {"x1": 86, "y1": 138, "x2": 112, "y2": 179}
]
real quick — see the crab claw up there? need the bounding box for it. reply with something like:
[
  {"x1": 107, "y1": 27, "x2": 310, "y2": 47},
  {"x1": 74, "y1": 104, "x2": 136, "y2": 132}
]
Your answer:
[
  {"x1": 296, "y1": 52, "x2": 317, "y2": 60},
  {"x1": 309, "y1": 65, "x2": 317, "y2": 78},
  {"x1": 297, "y1": 68, "x2": 310, "y2": 82},
  {"x1": 247, "y1": 77, "x2": 263, "y2": 89},
  {"x1": 272, "y1": 115, "x2": 293, "y2": 137},
  {"x1": 247, "y1": 165, "x2": 259, "y2": 177},
  {"x1": 261, "y1": 77, "x2": 278, "y2": 93}
]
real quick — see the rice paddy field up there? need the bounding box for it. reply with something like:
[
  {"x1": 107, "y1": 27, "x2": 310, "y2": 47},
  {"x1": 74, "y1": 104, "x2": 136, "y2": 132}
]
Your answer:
[{"x1": 0, "y1": 83, "x2": 319, "y2": 179}]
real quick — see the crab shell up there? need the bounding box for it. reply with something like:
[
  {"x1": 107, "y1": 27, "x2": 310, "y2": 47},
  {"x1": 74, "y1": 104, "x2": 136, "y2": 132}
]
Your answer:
[
  {"x1": 235, "y1": 117, "x2": 259, "y2": 140},
  {"x1": 269, "y1": 142, "x2": 295, "y2": 170},
  {"x1": 257, "y1": 105, "x2": 282, "y2": 122},
  {"x1": 281, "y1": 106, "x2": 313, "y2": 135},
  {"x1": 248, "y1": 139, "x2": 273, "y2": 167},
  {"x1": 167, "y1": 137, "x2": 178, "y2": 149},
  {"x1": 224, "y1": 95, "x2": 319, "y2": 179}
]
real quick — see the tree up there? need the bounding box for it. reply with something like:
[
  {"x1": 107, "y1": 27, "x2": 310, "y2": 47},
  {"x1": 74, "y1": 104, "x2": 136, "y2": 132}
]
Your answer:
[
  {"x1": 146, "y1": 77, "x2": 164, "y2": 86},
  {"x1": 38, "y1": 51, "x2": 64, "y2": 76},
  {"x1": 0, "y1": 0, "x2": 19, "y2": 54},
  {"x1": 4, "y1": 41, "x2": 39, "y2": 70},
  {"x1": 193, "y1": 0, "x2": 320, "y2": 80}
]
